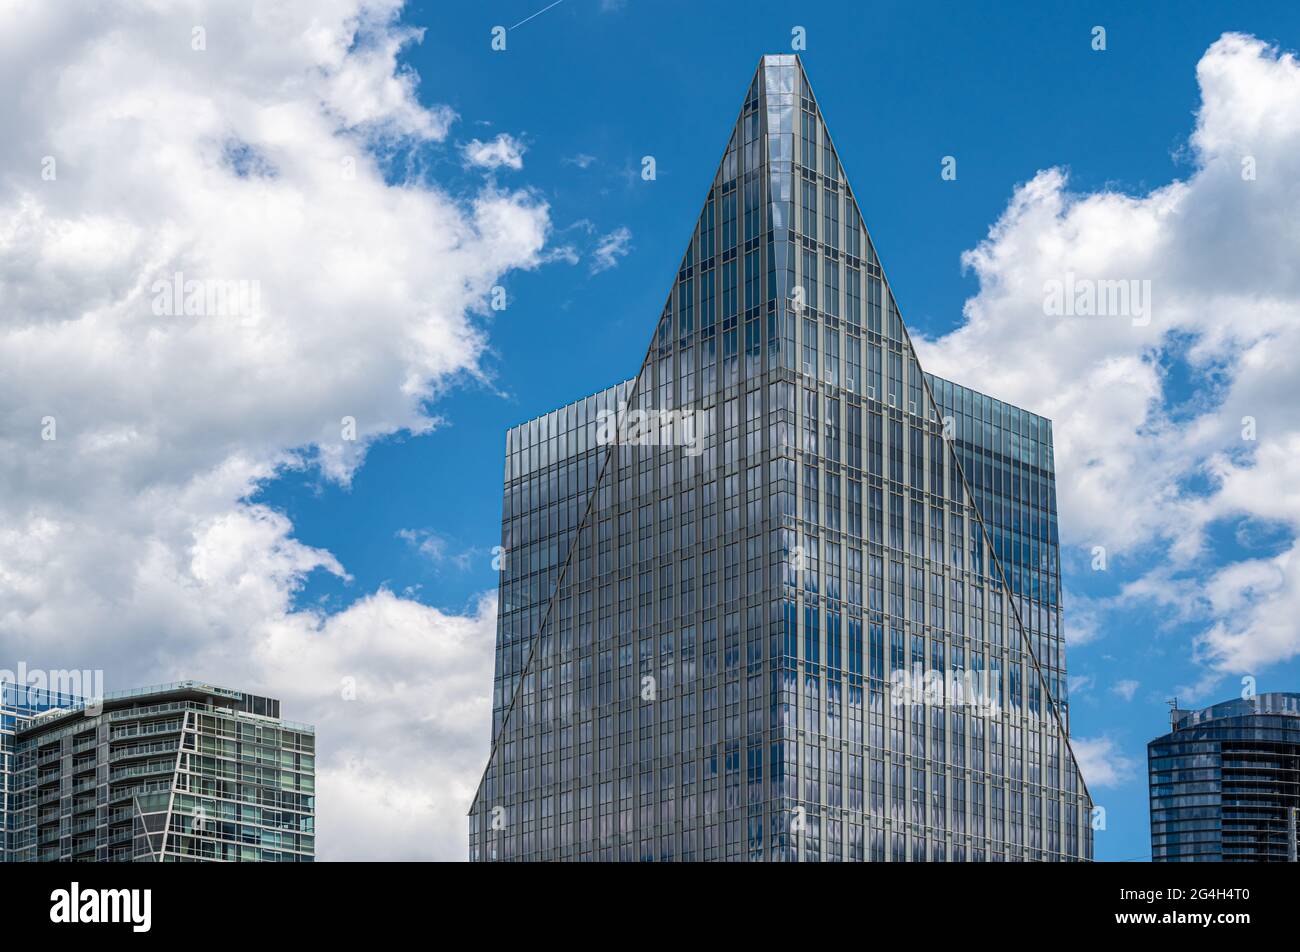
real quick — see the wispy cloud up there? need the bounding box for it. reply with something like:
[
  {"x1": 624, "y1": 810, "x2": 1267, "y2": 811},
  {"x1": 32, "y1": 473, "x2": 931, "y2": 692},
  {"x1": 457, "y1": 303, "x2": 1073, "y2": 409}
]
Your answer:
[
  {"x1": 590, "y1": 225, "x2": 632, "y2": 274},
  {"x1": 542, "y1": 245, "x2": 581, "y2": 265},
  {"x1": 462, "y1": 133, "x2": 525, "y2": 170},
  {"x1": 1111, "y1": 679, "x2": 1141, "y2": 702},
  {"x1": 397, "y1": 528, "x2": 475, "y2": 571}
]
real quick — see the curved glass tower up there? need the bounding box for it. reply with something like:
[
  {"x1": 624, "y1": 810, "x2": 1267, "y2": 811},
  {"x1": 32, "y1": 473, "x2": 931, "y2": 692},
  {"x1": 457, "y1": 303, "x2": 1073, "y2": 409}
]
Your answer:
[
  {"x1": 1149, "y1": 692, "x2": 1300, "y2": 862},
  {"x1": 469, "y1": 55, "x2": 1093, "y2": 862}
]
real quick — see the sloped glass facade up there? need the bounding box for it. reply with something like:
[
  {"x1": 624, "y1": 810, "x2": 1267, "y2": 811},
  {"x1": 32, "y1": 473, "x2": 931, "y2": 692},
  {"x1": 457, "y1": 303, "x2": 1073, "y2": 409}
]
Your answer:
[
  {"x1": 927, "y1": 376, "x2": 1070, "y2": 730},
  {"x1": 492, "y1": 379, "x2": 637, "y2": 740},
  {"x1": 1149, "y1": 692, "x2": 1300, "y2": 861},
  {"x1": 470, "y1": 55, "x2": 1092, "y2": 862}
]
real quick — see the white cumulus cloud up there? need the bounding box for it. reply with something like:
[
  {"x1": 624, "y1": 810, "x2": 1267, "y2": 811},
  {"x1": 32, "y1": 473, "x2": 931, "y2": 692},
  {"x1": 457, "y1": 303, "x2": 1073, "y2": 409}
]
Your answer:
[
  {"x1": 916, "y1": 33, "x2": 1300, "y2": 680},
  {"x1": 0, "y1": 0, "x2": 548, "y2": 860},
  {"x1": 1072, "y1": 735, "x2": 1138, "y2": 789}
]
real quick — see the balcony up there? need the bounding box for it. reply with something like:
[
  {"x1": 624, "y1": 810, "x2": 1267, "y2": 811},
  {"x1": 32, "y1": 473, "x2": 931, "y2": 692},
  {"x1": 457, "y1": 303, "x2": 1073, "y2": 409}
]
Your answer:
[
  {"x1": 109, "y1": 760, "x2": 175, "y2": 782},
  {"x1": 109, "y1": 740, "x2": 179, "y2": 763}
]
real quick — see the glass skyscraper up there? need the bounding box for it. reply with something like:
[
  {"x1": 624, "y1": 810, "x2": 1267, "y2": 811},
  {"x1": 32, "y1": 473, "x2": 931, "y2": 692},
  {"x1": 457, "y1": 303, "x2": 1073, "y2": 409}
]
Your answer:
[
  {"x1": 1149, "y1": 692, "x2": 1300, "y2": 862},
  {"x1": 470, "y1": 55, "x2": 1092, "y2": 862},
  {"x1": 10, "y1": 680, "x2": 315, "y2": 862}
]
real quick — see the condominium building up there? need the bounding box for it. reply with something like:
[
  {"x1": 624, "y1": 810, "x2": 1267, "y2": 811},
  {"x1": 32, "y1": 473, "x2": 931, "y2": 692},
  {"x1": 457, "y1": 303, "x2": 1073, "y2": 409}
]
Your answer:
[
  {"x1": 10, "y1": 680, "x2": 315, "y2": 862},
  {"x1": 1149, "y1": 692, "x2": 1300, "y2": 861},
  {"x1": 469, "y1": 55, "x2": 1091, "y2": 861}
]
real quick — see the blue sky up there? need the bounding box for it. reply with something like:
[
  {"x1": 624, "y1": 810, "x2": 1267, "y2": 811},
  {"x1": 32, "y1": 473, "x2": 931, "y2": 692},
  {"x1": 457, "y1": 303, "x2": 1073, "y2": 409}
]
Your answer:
[
  {"x1": 10, "y1": 0, "x2": 1295, "y2": 859},
  {"x1": 247, "y1": 1, "x2": 1300, "y2": 860}
]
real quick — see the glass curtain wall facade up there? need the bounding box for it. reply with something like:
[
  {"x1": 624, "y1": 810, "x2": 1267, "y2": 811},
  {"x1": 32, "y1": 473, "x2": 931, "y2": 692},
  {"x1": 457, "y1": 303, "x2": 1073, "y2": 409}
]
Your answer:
[
  {"x1": 470, "y1": 55, "x2": 1092, "y2": 862},
  {"x1": 1, "y1": 681, "x2": 80, "y2": 862},
  {"x1": 11, "y1": 681, "x2": 314, "y2": 862},
  {"x1": 927, "y1": 377, "x2": 1070, "y2": 731},
  {"x1": 492, "y1": 379, "x2": 637, "y2": 740},
  {"x1": 1149, "y1": 692, "x2": 1300, "y2": 861}
]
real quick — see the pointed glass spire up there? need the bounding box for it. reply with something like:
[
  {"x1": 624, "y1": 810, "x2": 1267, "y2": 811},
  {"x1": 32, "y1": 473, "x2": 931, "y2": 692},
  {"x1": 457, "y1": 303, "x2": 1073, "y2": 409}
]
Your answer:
[{"x1": 471, "y1": 55, "x2": 1092, "y2": 863}]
